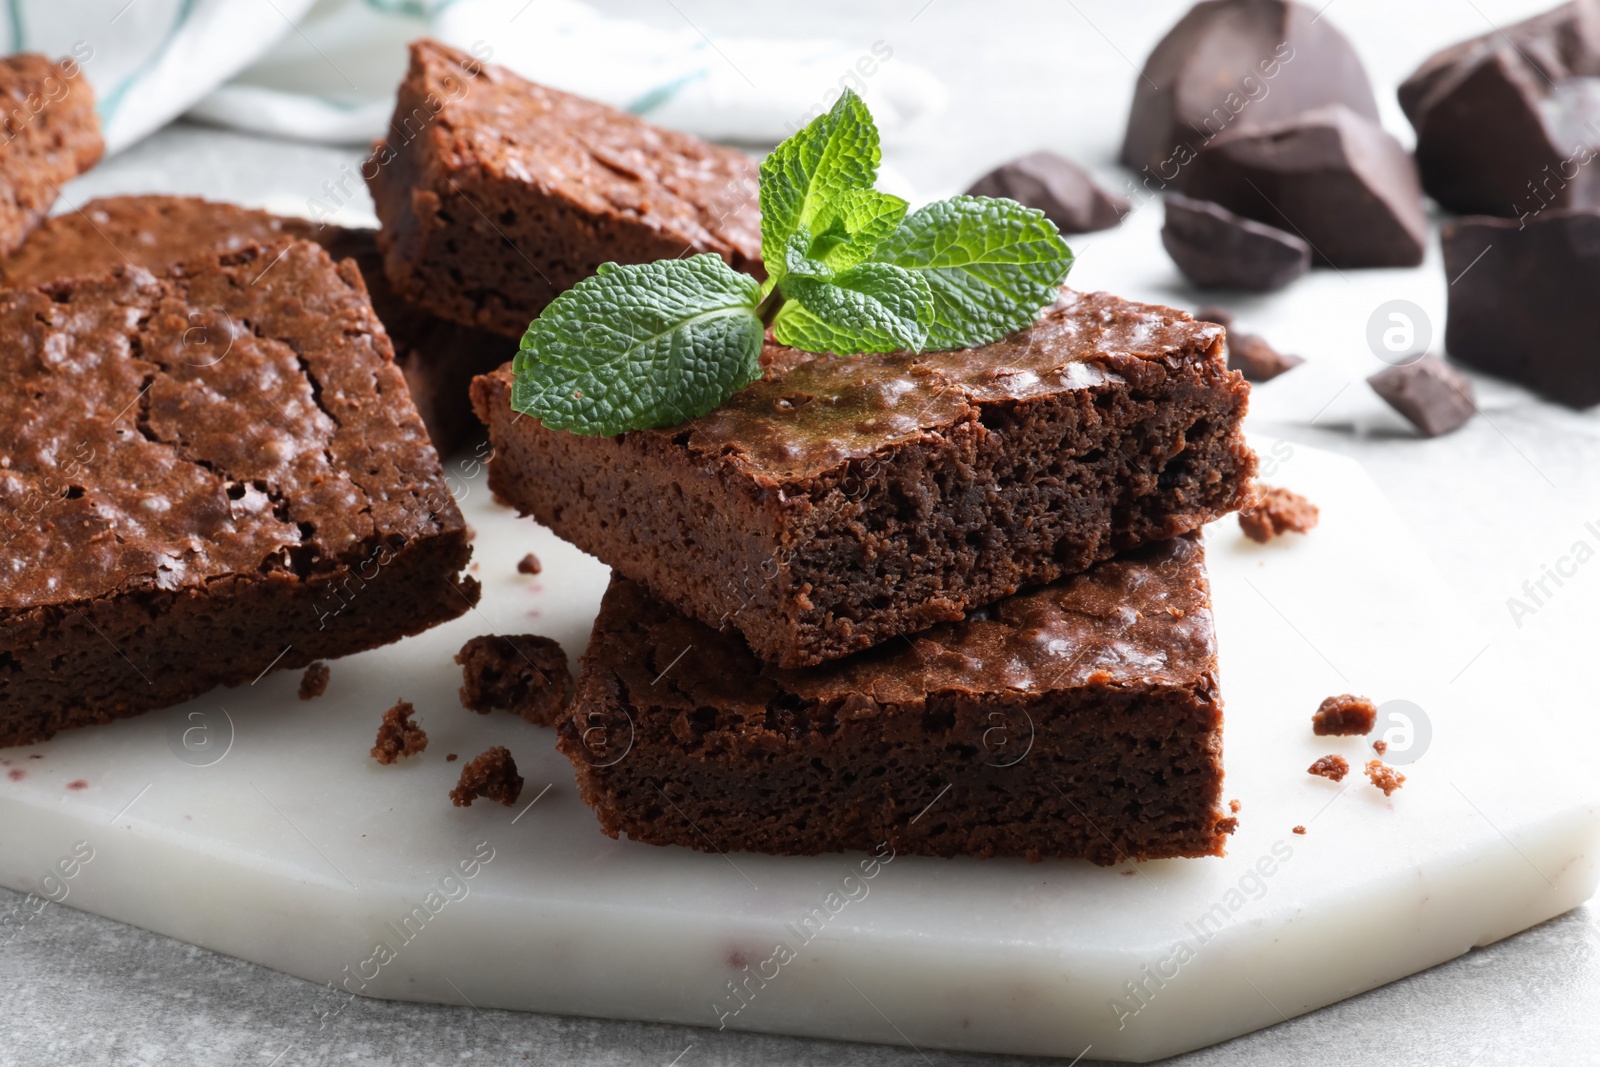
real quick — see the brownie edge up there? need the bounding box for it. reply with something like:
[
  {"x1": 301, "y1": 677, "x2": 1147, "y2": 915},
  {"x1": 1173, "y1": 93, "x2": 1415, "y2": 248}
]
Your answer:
[{"x1": 559, "y1": 535, "x2": 1232, "y2": 863}]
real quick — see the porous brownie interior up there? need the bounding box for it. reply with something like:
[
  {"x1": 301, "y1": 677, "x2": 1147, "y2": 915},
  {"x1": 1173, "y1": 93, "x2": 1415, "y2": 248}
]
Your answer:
[{"x1": 560, "y1": 537, "x2": 1231, "y2": 862}]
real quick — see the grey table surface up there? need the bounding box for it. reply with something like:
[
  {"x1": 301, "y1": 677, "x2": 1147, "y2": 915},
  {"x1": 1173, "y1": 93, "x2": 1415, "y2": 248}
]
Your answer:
[{"x1": 4, "y1": 1, "x2": 1599, "y2": 1064}]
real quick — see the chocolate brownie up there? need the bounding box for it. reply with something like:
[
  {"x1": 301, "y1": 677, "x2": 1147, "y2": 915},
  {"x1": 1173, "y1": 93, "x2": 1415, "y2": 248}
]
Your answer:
[
  {"x1": 0, "y1": 240, "x2": 480, "y2": 748},
  {"x1": 0, "y1": 53, "x2": 102, "y2": 258},
  {"x1": 1313, "y1": 694, "x2": 1377, "y2": 736},
  {"x1": 559, "y1": 535, "x2": 1234, "y2": 863},
  {"x1": 372, "y1": 700, "x2": 428, "y2": 764},
  {"x1": 1, "y1": 195, "x2": 513, "y2": 456},
  {"x1": 451, "y1": 746, "x2": 523, "y2": 807},
  {"x1": 366, "y1": 40, "x2": 762, "y2": 338},
  {"x1": 474, "y1": 288, "x2": 1256, "y2": 668},
  {"x1": 455, "y1": 633, "x2": 571, "y2": 725}
]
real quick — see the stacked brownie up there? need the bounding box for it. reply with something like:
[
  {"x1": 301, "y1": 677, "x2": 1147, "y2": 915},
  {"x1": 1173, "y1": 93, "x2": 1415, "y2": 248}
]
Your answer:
[{"x1": 465, "y1": 290, "x2": 1254, "y2": 863}]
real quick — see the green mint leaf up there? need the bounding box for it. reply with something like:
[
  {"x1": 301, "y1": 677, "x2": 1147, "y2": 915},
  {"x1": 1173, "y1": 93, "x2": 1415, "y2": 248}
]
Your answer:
[
  {"x1": 809, "y1": 187, "x2": 909, "y2": 271},
  {"x1": 511, "y1": 254, "x2": 762, "y2": 436},
  {"x1": 871, "y1": 194, "x2": 1074, "y2": 350},
  {"x1": 759, "y1": 88, "x2": 879, "y2": 287},
  {"x1": 771, "y1": 261, "x2": 932, "y2": 354}
]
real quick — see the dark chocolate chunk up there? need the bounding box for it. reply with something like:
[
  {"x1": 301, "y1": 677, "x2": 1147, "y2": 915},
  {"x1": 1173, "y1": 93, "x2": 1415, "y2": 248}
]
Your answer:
[
  {"x1": 1194, "y1": 304, "x2": 1234, "y2": 329},
  {"x1": 1443, "y1": 209, "x2": 1600, "y2": 407},
  {"x1": 1185, "y1": 105, "x2": 1426, "y2": 268},
  {"x1": 965, "y1": 151, "x2": 1129, "y2": 233},
  {"x1": 1162, "y1": 193, "x2": 1311, "y2": 291},
  {"x1": 1228, "y1": 333, "x2": 1304, "y2": 382},
  {"x1": 1399, "y1": 1, "x2": 1600, "y2": 217},
  {"x1": 1368, "y1": 356, "x2": 1477, "y2": 437},
  {"x1": 1120, "y1": 0, "x2": 1379, "y2": 180}
]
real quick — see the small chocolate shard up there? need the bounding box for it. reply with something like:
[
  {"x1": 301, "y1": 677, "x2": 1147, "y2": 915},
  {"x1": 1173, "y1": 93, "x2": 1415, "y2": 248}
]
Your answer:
[
  {"x1": 1368, "y1": 356, "x2": 1476, "y2": 437},
  {"x1": 1121, "y1": 0, "x2": 1379, "y2": 180},
  {"x1": 1443, "y1": 210, "x2": 1600, "y2": 408},
  {"x1": 1162, "y1": 193, "x2": 1311, "y2": 291},
  {"x1": 1228, "y1": 333, "x2": 1304, "y2": 382},
  {"x1": 1399, "y1": 0, "x2": 1600, "y2": 217},
  {"x1": 451, "y1": 746, "x2": 524, "y2": 807},
  {"x1": 1185, "y1": 105, "x2": 1426, "y2": 269},
  {"x1": 965, "y1": 151, "x2": 1129, "y2": 233}
]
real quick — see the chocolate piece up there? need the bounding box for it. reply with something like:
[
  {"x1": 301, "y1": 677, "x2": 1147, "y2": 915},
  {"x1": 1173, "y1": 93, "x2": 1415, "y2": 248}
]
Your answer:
[
  {"x1": 1, "y1": 195, "x2": 514, "y2": 456},
  {"x1": 1162, "y1": 193, "x2": 1311, "y2": 291},
  {"x1": 451, "y1": 746, "x2": 524, "y2": 807},
  {"x1": 368, "y1": 40, "x2": 762, "y2": 338},
  {"x1": 1121, "y1": 0, "x2": 1379, "y2": 179},
  {"x1": 1228, "y1": 332, "x2": 1304, "y2": 382},
  {"x1": 298, "y1": 662, "x2": 330, "y2": 701},
  {"x1": 560, "y1": 536, "x2": 1234, "y2": 863},
  {"x1": 1399, "y1": 1, "x2": 1600, "y2": 217},
  {"x1": 0, "y1": 241, "x2": 479, "y2": 749},
  {"x1": 372, "y1": 700, "x2": 428, "y2": 764},
  {"x1": 1443, "y1": 210, "x2": 1600, "y2": 407},
  {"x1": 1185, "y1": 105, "x2": 1427, "y2": 268},
  {"x1": 0, "y1": 54, "x2": 102, "y2": 257},
  {"x1": 473, "y1": 288, "x2": 1256, "y2": 669},
  {"x1": 965, "y1": 151, "x2": 1129, "y2": 233},
  {"x1": 515, "y1": 552, "x2": 542, "y2": 576},
  {"x1": 455, "y1": 634, "x2": 572, "y2": 726},
  {"x1": 1368, "y1": 355, "x2": 1477, "y2": 437},
  {"x1": 1365, "y1": 759, "x2": 1405, "y2": 797},
  {"x1": 1308, "y1": 754, "x2": 1350, "y2": 782},
  {"x1": 1194, "y1": 304, "x2": 1234, "y2": 329},
  {"x1": 1238, "y1": 484, "x2": 1319, "y2": 543},
  {"x1": 1313, "y1": 694, "x2": 1377, "y2": 736}
]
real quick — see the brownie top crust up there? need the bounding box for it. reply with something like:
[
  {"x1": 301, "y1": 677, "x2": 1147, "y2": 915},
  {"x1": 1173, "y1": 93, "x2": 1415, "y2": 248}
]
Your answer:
[
  {"x1": 1, "y1": 239, "x2": 464, "y2": 610},
  {"x1": 406, "y1": 40, "x2": 760, "y2": 270},
  {"x1": 486, "y1": 288, "x2": 1227, "y2": 483},
  {"x1": 1, "y1": 195, "x2": 323, "y2": 286},
  {"x1": 596, "y1": 533, "x2": 1213, "y2": 714}
]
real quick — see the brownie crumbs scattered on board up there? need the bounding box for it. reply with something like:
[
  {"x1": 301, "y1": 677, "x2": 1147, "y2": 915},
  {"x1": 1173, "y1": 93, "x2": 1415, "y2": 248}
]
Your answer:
[
  {"x1": 1293, "y1": 825, "x2": 1307, "y2": 835},
  {"x1": 1373, "y1": 739, "x2": 1388, "y2": 755},
  {"x1": 450, "y1": 746, "x2": 523, "y2": 807},
  {"x1": 1313, "y1": 694, "x2": 1378, "y2": 735},
  {"x1": 1229, "y1": 798, "x2": 1242, "y2": 814},
  {"x1": 455, "y1": 634, "x2": 572, "y2": 725},
  {"x1": 298, "y1": 662, "x2": 330, "y2": 700},
  {"x1": 516, "y1": 553, "x2": 542, "y2": 575},
  {"x1": 372, "y1": 700, "x2": 428, "y2": 765},
  {"x1": 1239, "y1": 484, "x2": 1320, "y2": 543},
  {"x1": 1308, "y1": 754, "x2": 1350, "y2": 782},
  {"x1": 1366, "y1": 760, "x2": 1406, "y2": 797}
]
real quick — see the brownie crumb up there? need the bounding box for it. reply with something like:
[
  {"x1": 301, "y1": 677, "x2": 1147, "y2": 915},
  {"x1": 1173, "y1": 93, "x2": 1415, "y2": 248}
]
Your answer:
[
  {"x1": 372, "y1": 700, "x2": 428, "y2": 764},
  {"x1": 516, "y1": 553, "x2": 542, "y2": 575},
  {"x1": 1313, "y1": 694, "x2": 1378, "y2": 736},
  {"x1": 1373, "y1": 739, "x2": 1388, "y2": 755},
  {"x1": 451, "y1": 746, "x2": 524, "y2": 807},
  {"x1": 1365, "y1": 759, "x2": 1406, "y2": 796},
  {"x1": 447, "y1": 753, "x2": 458, "y2": 762},
  {"x1": 1239, "y1": 484, "x2": 1320, "y2": 543},
  {"x1": 1293, "y1": 825, "x2": 1307, "y2": 835},
  {"x1": 1229, "y1": 798, "x2": 1241, "y2": 814},
  {"x1": 1307, "y1": 754, "x2": 1350, "y2": 782},
  {"x1": 298, "y1": 662, "x2": 330, "y2": 700},
  {"x1": 1215, "y1": 816, "x2": 1240, "y2": 836},
  {"x1": 455, "y1": 634, "x2": 572, "y2": 725},
  {"x1": 1195, "y1": 304, "x2": 1234, "y2": 329}
]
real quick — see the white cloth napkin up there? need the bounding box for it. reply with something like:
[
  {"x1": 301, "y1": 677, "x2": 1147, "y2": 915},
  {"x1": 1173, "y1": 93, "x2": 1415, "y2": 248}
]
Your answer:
[{"x1": 7, "y1": 0, "x2": 946, "y2": 154}]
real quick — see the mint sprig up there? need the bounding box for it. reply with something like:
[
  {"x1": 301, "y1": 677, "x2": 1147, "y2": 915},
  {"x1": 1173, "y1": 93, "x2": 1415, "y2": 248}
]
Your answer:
[{"x1": 513, "y1": 89, "x2": 1074, "y2": 436}]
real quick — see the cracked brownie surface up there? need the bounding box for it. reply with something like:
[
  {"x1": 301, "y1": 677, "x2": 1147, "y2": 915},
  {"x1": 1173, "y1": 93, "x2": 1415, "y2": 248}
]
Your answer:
[{"x1": 0, "y1": 239, "x2": 479, "y2": 746}]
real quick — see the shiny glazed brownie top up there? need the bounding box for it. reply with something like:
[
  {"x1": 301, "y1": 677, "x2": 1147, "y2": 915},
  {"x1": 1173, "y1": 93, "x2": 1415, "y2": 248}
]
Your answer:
[
  {"x1": 0, "y1": 240, "x2": 459, "y2": 611},
  {"x1": 670, "y1": 289, "x2": 1225, "y2": 481},
  {"x1": 407, "y1": 40, "x2": 761, "y2": 267},
  {"x1": 598, "y1": 533, "x2": 1215, "y2": 712},
  {"x1": 2, "y1": 195, "x2": 323, "y2": 287}
]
